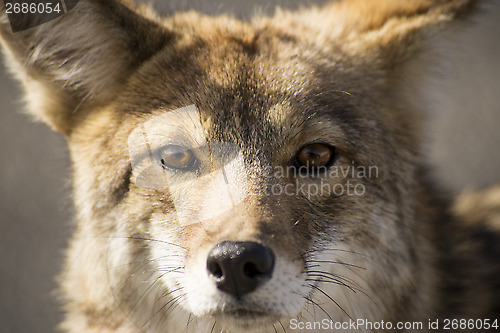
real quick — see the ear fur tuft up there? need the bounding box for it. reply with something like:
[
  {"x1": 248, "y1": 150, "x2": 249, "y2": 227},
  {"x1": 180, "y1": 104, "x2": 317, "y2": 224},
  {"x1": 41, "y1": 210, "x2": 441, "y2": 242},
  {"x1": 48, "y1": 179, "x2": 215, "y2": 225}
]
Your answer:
[{"x1": 0, "y1": 0, "x2": 172, "y2": 135}]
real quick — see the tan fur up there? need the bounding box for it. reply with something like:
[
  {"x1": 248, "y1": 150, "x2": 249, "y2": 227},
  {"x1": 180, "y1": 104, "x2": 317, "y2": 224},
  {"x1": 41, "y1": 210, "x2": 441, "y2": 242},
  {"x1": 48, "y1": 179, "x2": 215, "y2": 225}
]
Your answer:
[
  {"x1": 454, "y1": 186, "x2": 500, "y2": 230},
  {"x1": 1, "y1": 0, "x2": 499, "y2": 332}
]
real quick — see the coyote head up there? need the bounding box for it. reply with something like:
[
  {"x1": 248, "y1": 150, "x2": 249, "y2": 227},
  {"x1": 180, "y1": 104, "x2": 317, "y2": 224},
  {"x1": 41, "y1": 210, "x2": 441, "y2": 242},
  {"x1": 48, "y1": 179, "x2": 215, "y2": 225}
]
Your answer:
[{"x1": 0, "y1": 0, "x2": 482, "y2": 332}]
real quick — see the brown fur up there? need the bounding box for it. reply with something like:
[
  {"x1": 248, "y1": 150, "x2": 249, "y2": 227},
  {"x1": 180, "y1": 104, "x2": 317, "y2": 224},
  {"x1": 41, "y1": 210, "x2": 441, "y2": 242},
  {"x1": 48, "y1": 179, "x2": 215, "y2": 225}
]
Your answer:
[{"x1": 1, "y1": 0, "x2": 499, "y2": 332}]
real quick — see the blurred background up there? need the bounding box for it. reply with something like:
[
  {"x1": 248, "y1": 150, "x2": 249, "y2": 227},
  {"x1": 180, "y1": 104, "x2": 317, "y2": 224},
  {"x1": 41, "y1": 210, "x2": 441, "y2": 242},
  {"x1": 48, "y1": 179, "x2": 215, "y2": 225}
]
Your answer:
[{"x1": 0, "y1": 1, "x2": 499, "y2": 332}]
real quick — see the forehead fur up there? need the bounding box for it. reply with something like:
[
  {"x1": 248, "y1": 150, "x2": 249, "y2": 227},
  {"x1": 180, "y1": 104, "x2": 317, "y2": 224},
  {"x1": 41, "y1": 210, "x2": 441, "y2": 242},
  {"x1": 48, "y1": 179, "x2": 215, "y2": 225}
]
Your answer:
[
  {"x1": 111, "y1": 11, "x2": 412, "y2": 172},
  {"x1": 1, "y1": 0, "x2": 476, "y2": 139}
]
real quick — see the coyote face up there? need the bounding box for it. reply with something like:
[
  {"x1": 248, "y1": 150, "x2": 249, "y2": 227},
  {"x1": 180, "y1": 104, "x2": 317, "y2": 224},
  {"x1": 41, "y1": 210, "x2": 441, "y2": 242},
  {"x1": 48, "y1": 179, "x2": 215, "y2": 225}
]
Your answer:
[
  {"x1": 1, "y1": 0, "x2": 499, "y2": 332},
  {"x1": 70, "y1": 37, "x2": 404, "y2": 331}
]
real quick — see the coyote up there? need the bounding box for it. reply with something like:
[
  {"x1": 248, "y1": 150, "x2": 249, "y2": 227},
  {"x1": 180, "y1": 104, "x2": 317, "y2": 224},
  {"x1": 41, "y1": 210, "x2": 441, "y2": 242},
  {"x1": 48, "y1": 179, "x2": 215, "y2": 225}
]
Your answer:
[{"x1": 1, "y1": 0, "x2": 499, "y2": 332}]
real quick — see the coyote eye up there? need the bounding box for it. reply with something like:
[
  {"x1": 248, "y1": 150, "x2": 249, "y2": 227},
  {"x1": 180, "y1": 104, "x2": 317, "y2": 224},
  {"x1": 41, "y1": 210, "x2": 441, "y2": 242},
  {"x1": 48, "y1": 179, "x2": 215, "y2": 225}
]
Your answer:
[
  {"x1": 159, "y1": 145, "x2": 197, "y2": 171},
  {"x1": 295, "y1": 143, "x2": 336, "y2": 172}
]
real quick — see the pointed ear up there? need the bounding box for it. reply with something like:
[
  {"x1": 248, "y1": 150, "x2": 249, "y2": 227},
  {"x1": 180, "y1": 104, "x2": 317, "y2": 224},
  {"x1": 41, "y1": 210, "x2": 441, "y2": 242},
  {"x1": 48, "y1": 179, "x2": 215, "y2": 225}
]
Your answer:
[
  {"x1": 318, "y1": 0, "x2": 478, "y2": 68},
  {"x1": 0, "y1": 0, "x2": 173, "y2": 135}
]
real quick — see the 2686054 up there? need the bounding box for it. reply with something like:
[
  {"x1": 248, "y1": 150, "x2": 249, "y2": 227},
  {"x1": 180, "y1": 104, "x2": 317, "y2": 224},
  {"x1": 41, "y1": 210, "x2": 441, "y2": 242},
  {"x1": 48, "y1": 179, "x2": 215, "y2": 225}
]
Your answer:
[
  {"x1": 5, "y1": 2, "x2": 62, "y2": 14},
  {"x1": 443, "y1": 319, "x2": 499, "y2": 330}
]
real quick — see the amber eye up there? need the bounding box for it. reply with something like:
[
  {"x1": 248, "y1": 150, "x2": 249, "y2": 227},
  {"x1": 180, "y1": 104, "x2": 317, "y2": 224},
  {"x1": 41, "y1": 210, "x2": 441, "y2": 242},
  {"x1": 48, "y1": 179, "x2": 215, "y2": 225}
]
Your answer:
[
  {"x1": 159, "y1": 145, "x2": 197, "y2": 171},
  {"x1": 295, "y1": 143, "x2": 336, "y2": 172}
]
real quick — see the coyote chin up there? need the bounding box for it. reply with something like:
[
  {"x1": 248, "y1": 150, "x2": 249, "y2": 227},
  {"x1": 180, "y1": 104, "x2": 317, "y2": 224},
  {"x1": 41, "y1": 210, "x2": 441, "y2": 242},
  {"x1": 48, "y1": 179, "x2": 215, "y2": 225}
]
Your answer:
[{"x1": 1, "y1": 0, "x2": 499, "y2": 332}]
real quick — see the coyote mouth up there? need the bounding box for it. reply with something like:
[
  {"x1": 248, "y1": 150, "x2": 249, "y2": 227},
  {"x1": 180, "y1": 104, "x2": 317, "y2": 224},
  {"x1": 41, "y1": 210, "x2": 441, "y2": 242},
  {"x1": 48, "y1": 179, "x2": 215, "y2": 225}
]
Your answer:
[
  {"x1": 223, "y1": 308, "x2": 268, "y2": 319},
  {"x1": 214, "y1": 308, "x2": 281, "y2": 331},
  {"x1": 215, "y1": 307, "x2": 279, "y2": 323}
]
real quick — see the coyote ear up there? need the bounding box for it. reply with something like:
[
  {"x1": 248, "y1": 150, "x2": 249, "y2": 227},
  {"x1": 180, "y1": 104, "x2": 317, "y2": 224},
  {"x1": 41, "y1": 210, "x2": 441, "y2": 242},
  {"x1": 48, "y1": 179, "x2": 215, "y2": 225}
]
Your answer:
[
  {"x1": 0, "y1": 0, "x2": 172, "y2": 135},
  {"x1": 323, "y1": 0, "x2": 478, "y2": 68}
]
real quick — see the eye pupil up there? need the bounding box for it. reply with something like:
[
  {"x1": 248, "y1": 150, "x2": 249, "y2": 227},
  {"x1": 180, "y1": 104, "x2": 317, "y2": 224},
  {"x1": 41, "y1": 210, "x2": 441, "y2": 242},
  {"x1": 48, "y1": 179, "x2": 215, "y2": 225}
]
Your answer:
[
  {"x1": 160, "y1": 145, "x2": 196, "y2": 170},
  {"x1": 296, "y1": 143, "x2": 336, "y2": 172}
]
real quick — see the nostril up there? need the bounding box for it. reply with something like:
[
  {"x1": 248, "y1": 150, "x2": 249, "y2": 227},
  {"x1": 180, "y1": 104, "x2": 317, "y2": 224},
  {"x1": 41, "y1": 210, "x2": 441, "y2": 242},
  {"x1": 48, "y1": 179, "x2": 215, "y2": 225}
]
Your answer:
[
  {"x1": 243, "y1": 262, "x2": 259, "y2": 278},
  {"x1": 207, "y1": 260, "x2": 223, "y2": 279}
]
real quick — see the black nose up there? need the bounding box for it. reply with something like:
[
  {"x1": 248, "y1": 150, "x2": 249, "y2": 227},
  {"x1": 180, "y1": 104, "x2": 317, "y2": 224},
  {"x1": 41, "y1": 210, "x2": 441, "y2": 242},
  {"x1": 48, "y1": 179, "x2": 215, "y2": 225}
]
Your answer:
[{"x1": 206, "y1": 241, "x2": 275, "y2": 299}]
